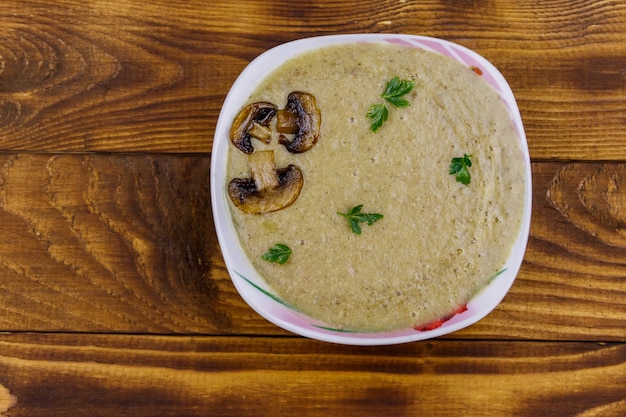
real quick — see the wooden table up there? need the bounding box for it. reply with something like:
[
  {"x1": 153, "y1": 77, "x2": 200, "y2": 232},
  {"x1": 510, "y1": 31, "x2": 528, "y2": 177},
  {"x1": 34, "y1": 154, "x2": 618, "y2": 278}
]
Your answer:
[{"x1": 0, "y1": 1, "x2": 624, "y2": 415}]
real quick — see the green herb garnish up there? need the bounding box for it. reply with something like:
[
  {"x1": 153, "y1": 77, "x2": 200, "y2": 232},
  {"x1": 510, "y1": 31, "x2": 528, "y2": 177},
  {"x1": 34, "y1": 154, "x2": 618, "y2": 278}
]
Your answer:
[
  {"x1": 262, "y1": 243, "x2": 292, "y2": 265},
  {"x1": 381, "y1": 76, "x2": 415, "y2": 108},
  {"x1": 337, "y1": 205, "x2": 384, "y2": 235},
  {"x1": 366, "y1": 104, "x2": 388, "y2": 133},
  {"x1": 367, "y1": 76, "x2": 415, "y2": 132},
  {"x1": 449, "y1": 154, "x2": 473, "y2": 185}
]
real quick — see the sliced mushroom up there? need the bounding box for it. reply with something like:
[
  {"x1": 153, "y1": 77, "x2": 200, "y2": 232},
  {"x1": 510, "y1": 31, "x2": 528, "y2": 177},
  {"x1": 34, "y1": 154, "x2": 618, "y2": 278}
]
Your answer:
[
  {"x1": 228, "y1": 150, "x2": 304, "y2": 214},
  {"x1": 277, "y1": 92, "x2": 321, "y2": 153},
  {"x1": 230, "y1": 102, "x2": 278, "y2": 154}
]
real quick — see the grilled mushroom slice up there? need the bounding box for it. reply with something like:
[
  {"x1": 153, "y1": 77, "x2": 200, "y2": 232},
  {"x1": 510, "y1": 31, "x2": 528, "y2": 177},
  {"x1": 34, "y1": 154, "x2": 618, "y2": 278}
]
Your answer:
[
  {"x1": 228, "y1": 150, "x2": 304, "y2": 214},
  {"x1": 230, "y1": 102, "x2": 278, "y2": 154},
  {"x1": 277, "y1": 92, "x2": 321, "y2": 153}
]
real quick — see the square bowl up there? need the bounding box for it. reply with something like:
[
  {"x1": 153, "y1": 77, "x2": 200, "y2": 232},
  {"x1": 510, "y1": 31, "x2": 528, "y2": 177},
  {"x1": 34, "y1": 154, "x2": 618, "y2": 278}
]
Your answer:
[{"x1": 211, "y1": 34, "x2": 532, "y2": 345}]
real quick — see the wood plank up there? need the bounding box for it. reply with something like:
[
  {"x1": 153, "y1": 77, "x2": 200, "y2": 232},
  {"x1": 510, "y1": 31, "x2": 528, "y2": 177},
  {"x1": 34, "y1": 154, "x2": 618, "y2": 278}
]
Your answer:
[
  {"x1": 460, "y1": 162, "x2": 626, "y2": 341},
  {"x1": 0, "y1": 334, "x2": 625, "y2": 417},
  {"x1": 0, "y1": 0, "x2": 624, "y2": 159},
  {"x1": 0, "y1": 153, "x2": 245, "y2": 334},
  {"x1": 0, "y1": 154, "x2": 624, "y2": 340}
]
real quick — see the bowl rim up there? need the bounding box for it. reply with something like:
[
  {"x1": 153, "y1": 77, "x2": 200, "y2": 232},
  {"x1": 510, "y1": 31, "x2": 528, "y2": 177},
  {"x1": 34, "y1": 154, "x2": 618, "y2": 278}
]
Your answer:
[{"x1": 210, "y1": 34, "x2": 532, "y2": 345}]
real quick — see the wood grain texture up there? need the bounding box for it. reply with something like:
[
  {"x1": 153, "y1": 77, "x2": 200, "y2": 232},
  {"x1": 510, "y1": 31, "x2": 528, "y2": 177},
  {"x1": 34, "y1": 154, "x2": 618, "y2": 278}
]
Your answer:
[
  {"x1": 0, "y1": 334, "x2": 624, "y2": 417},
  {"x1": 547, "y1": 163, "x2": 626, "y2": 247},
  {"x1": 0, "y1": 2, "x2": 625, "y2": 414},
  {"x1": 0, "y1": 155, "x2": 624, "y2": 341},
  {"x1": 0, "y1": 0, "x2": 624, "y2": 159},
  {"x1": 0, "y1": 153, "x2": 244, "y2": 334}
]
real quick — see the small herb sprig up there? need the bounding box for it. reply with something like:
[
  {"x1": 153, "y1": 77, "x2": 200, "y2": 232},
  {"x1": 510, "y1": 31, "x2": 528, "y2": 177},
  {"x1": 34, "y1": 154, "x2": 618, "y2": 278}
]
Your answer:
[
  {"x1": 367, "y1": 76, "x2": 415, "y2": 132},
  {"x1": 366, "y1": 104, "x2": 388, "y2": 132},
  {"x1": 262, "y1": 243, "x2": 292, "y2": 265},
  {"x1": 449, "y1": 154, "x2": 473, "y2": 185},
  {"x1": 337, "y1": 204, "x2": 384, "y2": 235}
]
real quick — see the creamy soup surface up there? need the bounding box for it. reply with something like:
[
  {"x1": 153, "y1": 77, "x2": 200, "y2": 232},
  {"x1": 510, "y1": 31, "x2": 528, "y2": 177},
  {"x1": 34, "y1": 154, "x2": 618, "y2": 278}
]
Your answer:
[{"x1": 226, "y1": 42, "x2": 526, "y2": 332}]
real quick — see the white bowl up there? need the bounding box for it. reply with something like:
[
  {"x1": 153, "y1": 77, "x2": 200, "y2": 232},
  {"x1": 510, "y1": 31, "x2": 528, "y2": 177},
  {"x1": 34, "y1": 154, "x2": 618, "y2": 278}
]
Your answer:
[{"x1": 211, "y1": 34, "x2": 532, "y2": 345}]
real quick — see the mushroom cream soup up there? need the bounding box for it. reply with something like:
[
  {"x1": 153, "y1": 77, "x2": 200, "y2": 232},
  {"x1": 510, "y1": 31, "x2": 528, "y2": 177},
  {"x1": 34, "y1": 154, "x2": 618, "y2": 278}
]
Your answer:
[{"x1": 226, "y1": 42, "x2": 526, "y2": 332}]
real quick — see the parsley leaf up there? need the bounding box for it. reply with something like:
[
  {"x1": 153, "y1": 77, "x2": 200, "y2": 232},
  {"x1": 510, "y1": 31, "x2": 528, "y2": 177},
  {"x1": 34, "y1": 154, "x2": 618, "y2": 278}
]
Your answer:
[
  {"x1": 449, "y1": 154, "x2": 473, "y2": 185},
  {"x1": 367, "y1": 76, "x2": 415, "y2": 132},
  {"x1": 337, "y1": 205, "x2": 384, "y2": 235},
  {"x1": 366, "y1": 104, "x2": 388, "y2": 133},
  {"x1": 381, "y1": 76, "x2": 415, "y2": 108},
  {"x1": 262, "y1": 243, "x2": 292, "y2": 265}
]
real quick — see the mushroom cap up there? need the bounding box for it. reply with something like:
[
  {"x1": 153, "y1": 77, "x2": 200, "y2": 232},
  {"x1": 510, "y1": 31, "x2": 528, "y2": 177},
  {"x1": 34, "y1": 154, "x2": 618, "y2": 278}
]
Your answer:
[
  {"x1": 278, "y1": 92, "x2": 321, "y2": 154},
  {"x1": 228, "y1": 151, "x2": 304, "y2": 214},
  {"x1": 230, "y1": 102, "x2": 278, "y2": 154}
]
